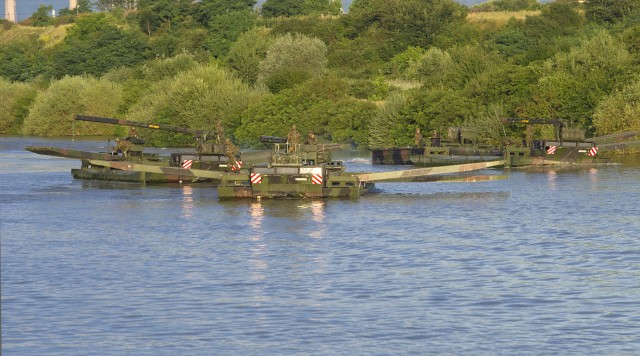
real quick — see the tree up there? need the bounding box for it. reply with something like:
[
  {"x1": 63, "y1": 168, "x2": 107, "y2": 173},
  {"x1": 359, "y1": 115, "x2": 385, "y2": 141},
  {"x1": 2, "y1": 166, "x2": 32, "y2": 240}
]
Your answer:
[
  {"x1": 368, "y1": 93, "x2": 407, "y2": 148},
  {"x1": 235, "y1": 73, "x2": 374, "y2": 147},
  {"x1": 205, "y1": 9, "x2": 257, "y2": 58},
  {"x1": 50, "y1": 14, "x2": 150, "y2": 78},
  {"x1": 0, "y1": 79, "x2": 39, "y2": 134},
  {"x1": 257, "y1": 33, "x2": 328, "y2": 92},
  {"x1": 226, "y1": 28, "x2": 272, "y2": 85},
  {"x1": 95, "y1": 0, "x2": 137, "y2": 11},
  {"x1": 59, "y1": 0, "x2": 92, "y2": 16},
  {"x1": 0, "y1": 37, "x2": 50, "y2": 81},
  {"x1": 261, "y1": 0, "x2": 341, "y2": 18},
  {"x1": 194, "y1": 0, "x2": 258, "y2": 58},
  {"x1": 516, "y1": 34, "x2": 632, "y2": 132},
  {"x1": 347, "y1": 0, "x2": 467, "y2": 50},
  {"x1": 137, "y1": 0, "x2": 182, "y2": 36},
  {"x1": 126, "y1": 62, "x2": 260, "y2": 146},
  {"x1": 22, "y1": 76, "x2": 123, "y2": 136},
  {"x1": 31, "y1": 5, "x2": 54, "y2": 27},
  {"x1": 406, "y1": 47, "x2": 455, "y2": 87},
  {"x1": 472, "y1": 0, "x2": 540, "y2": 12},
  {"x1": 584, "y1": 0, "x2": 640, "y2": 26},
  {"x1": 593, "y1": 79, "x2": 640, "y2": 135}
]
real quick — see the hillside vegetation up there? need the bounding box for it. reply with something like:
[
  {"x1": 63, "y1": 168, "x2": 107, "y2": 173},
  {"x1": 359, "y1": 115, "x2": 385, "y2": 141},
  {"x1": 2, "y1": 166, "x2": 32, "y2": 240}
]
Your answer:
[{"x1": 1, "y1": 0, "x2": 640, "y2": 149}]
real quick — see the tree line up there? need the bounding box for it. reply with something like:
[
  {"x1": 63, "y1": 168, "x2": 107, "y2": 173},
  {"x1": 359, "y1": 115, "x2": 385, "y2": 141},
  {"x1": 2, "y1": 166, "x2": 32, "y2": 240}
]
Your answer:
[{"x1": 1, "y1": 0, "x2": 639, "y2": 149}]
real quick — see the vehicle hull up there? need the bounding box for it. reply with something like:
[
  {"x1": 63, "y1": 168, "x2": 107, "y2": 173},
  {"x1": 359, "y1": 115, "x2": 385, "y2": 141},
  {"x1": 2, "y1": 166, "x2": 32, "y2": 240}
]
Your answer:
[
  {"x1": 217, "y1": 166, "x2": 373, "y2": 199},
  {"x1": 71, "y1": 167, "x2": 215, "y2": 184},
  {"x1": 504, "y1": 143, "x2": 604, "y2": 167}
]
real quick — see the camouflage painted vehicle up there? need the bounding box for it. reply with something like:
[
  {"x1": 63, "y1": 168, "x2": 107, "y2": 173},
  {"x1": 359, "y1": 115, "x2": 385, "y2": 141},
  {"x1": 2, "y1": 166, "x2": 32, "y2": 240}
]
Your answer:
[
  {"x1": 218, "y1": 140, "x2": 371, "y2": 199},
  {"x1": 25, "y1": 115, "x2": 244, "y2": 183},
  {"x1": 371, "y1": 148, "x2": 424, "y2": 165},
  {"x1": 52, "y1": 133, "x2": 505, "y2": 198},
  {"x1": 372, "y1": 127, "x2": 502, "y2": 166},
  {"x1": 217, "y1": 134, "x2": 506, "y2": 199},
  {"x1": 585, "y1": 131, "x2": 640, "y2": 154},
  {"x1": 503, "y1": 141, "x2": 601, "y2": 167},
  {"x1": 373, "y1": 120, "x2": 619, "y2": 168},
  {"x1": 501, "y1": 118, "x2": 604, "y2": 168}
]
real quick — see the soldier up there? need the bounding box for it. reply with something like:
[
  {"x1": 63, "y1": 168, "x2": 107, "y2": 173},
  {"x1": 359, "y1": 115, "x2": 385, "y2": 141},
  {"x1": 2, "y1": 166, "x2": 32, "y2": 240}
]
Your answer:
[
  {"x1": 215, "y1": 120, "x2": 225, "y2": 144},
  {"x1": 225, "y1": 138, "x2": 240, "y2": 169},
  {"x1": 113, "y1": 138, "x2": 131, "y2": 157},
  {"x1": 287, "y1": 125, "x2": 301, "y2": 153},
  {"x1": 130, "y1": 128, "x2": 139, "y2": 138},
  {"x1": 414, "y1": 127, "x2": 423, "y2": 148},
  {"x1": 307, "y1": 131, "x2": 317, "y2": 145}
]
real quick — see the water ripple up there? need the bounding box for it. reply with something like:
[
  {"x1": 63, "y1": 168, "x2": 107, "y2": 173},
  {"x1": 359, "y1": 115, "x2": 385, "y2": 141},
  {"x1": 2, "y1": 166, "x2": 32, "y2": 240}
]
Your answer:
[{"x1": 2, "y1": 139, "x2": 640, "y2": 355}]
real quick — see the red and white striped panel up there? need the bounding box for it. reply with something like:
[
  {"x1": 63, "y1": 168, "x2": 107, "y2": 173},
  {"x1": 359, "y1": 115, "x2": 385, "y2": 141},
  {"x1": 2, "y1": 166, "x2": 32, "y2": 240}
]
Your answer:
[
  {"x1": 311, "y1": 173, "x2": 323, "y2": 185},
  {"x1": 546, "y1": 146, "x2": 557, "y2": 155},
  {"x1": 250, "y1": 173, "x2": 262, "y2": 184},
  {"x1": 231, "y1": 161, "x2": 243, "y2": 171},
  {"x1": 182, "y1": 159, "x2": 193, "y2": 169},
  {"x1": 588, "y1": 146, "x2": 598, "y2": 156}
]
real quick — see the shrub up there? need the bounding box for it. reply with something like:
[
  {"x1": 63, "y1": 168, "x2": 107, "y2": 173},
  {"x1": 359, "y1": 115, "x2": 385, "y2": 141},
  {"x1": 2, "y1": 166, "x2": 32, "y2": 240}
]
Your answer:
[
  {"x1": 0, "y1": 79, "x2": 39, "y2": 134},
  {"x1": 22, "y1": 76, "x2": 123, "y2": 136}
]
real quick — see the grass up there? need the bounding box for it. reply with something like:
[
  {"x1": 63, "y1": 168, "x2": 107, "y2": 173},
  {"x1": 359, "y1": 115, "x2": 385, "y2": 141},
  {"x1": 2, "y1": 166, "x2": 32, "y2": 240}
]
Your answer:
[
  {"x1": 0, "y1": 24, "x2": 70, "y2": 47},
  {"x1": 467, "y1": 10, "x2": 541, "y2": 31},
  {"x1": 39, "y1": 24, "x2": 72, "y2": 47}
]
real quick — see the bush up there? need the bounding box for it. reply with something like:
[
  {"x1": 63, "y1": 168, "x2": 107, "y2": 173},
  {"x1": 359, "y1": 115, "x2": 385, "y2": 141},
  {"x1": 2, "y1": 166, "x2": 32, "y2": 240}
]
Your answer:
[
  {"x1": 593, "y1": 78, "x2": 640, "y2": 135},
  {"x1": 22, "y1": 76, "x2": 123, "y2": 136},
  {"x1": 126, "y1": 62, "x2": 261, "y2": 146},
  {"x1": 235, "y1": 74, "x2": 374, "y2": 147},
  {"x1": 0, "y1": 78, "x2": 39, "y2": 134},
  {"x1": 257, "y1": 33, "x2": 328, "y2": 89}
]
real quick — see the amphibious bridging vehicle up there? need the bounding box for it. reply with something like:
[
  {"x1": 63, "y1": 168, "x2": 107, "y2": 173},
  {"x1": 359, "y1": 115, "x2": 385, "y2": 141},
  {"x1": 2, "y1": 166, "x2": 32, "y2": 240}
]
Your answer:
[
  {"x1": 371, "y1": 119, "x2": 623, "y2": 168},
  {"x1": 216, "y1": 135, "x2": 505, "y2": 199},
  {"x1": 26, "y1": 115, "x2": 243, "y2": 183}
]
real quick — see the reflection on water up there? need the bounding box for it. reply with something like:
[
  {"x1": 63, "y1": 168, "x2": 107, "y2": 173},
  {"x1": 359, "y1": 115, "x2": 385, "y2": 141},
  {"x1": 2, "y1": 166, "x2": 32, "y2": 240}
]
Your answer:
[
  {"x1": 298, "y1": 200, "x2": 326, "y2": 239},
  {"x1": 589, "y1": 167, "x2": 599, "y2": 189},
  {"x1": 181, "y1": 185, "x2": 194, "y2": 219},
  {"x1": 3, "y1": 138, "x2": 640, "y2": 355},
  {"x1": 249, "y1": 201, "x2": 265, "y2": 231},
  {"x1": 547, "y1": 169, "x2": 558, "y2": 190}
]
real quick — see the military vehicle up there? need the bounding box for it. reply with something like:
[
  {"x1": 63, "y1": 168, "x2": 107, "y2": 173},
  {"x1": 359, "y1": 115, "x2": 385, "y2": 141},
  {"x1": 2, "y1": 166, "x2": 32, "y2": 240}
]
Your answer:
[
  {"x1": 501, "y1": 118, "x2": 603, "y2": 167},
  {"x1": 87, "y1": 131, "x2": 506, "y2": 199},
  {"x1": 372, "y1": 127, "x2": 502, "y2": 166},
  {"x1": 372, "y1": 119, "x2": 621, "y2": 168},
  {"x1": 585, "y1": 130, "x2": 640, "y2": 153},
  {"x1": 216, "y1": 134, "x2": 506, "y2": 199},
  {"x1": 25, "y1": 115, "x2": 244, "y2": 183}
]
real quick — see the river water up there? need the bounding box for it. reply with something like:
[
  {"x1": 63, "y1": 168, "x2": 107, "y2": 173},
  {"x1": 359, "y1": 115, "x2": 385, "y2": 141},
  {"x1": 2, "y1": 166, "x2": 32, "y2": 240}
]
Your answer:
[{"x1": 2, "y1": 137, "x2": 639, "y2": 355}]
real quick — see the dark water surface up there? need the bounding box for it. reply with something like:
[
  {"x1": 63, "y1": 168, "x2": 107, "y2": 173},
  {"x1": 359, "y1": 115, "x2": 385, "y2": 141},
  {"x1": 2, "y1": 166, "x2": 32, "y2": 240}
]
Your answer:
[{"x1": 2, "y1": 137, "x2": 640, "y2": 355}]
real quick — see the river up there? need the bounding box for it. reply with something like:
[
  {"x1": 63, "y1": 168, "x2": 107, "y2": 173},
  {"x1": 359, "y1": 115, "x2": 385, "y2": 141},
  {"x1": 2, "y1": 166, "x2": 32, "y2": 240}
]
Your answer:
[{"x1": 2, "y1": 137, "x2": 639, "y2": 355}]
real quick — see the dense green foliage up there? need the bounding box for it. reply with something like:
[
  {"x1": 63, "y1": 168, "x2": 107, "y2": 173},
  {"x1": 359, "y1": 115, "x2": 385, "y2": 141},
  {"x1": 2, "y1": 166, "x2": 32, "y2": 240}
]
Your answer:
[
  {"x1": 22, "y1": 76, "x2": 123, "y2": 136},
  {"x1": 0, "y1": 78, "x2": 39, "y2": 134},
  {"x1": 261, "y1": 0, "x2": 342, "y2": 18},
  {"x1": 126, "y1": 62, "x2": 261, "y2": 146},
  {"x1": 1, "y1": 0, "x2": 639, "y2": 148}
]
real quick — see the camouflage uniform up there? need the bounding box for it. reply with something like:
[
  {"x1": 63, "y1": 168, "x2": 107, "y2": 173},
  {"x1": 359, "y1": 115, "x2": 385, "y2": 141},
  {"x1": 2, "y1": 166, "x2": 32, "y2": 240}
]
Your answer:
[
  {"x1": 113, "y1": 138, "x2": 131, "y2": 157},
  {"x1": 225, "y1": 139, "x2": 240, "y2": 169},
  {"x1": 307, "y1": 131, "x2": 317, "y2": 145},
  {"x1": 414, "y1": 127, "x2": 423, "y2": 147},
  {"x1": 215, "y1": 121, "x2": 225, "y2": 144},
  {"x1": 287, "y1": 125, "x2": 301, "y2": 153}
]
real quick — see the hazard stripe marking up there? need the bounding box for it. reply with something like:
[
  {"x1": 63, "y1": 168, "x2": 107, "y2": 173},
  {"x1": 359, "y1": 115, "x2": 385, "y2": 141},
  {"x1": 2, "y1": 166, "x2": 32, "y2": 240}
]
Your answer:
[{"x1": 250, "y1": 173, "x2": 262, "y2": 184}]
